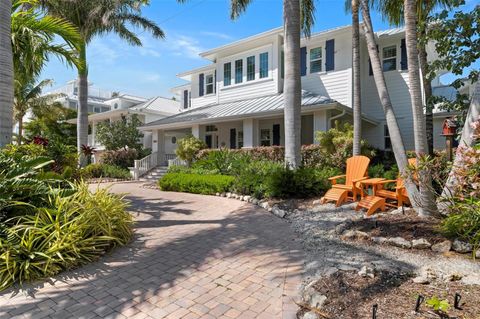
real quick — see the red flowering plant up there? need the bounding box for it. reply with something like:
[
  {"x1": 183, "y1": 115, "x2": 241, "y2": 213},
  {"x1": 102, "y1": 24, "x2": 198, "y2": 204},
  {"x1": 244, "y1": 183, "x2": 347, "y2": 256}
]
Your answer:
[{"x1": 32, "y1": 136, "x2": 49, "y2": 147}]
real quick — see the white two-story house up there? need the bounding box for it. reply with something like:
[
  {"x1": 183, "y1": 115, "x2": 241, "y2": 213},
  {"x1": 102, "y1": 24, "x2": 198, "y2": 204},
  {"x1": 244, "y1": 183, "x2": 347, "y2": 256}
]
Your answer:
[{"x1": 140, "y1": 25, "x2": 463, "y2": 165}]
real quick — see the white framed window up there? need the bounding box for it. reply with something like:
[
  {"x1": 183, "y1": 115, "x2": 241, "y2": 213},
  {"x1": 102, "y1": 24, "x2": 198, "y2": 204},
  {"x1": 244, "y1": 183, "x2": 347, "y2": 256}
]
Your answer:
[
  {"x1": 206, "y1": 125, "x2": 218, "y2": 132},
  {"x1": 310, "y1": 47, "x2": 322, "y2": 73},
  {"x1": 247, "y1": 56, "x2": 255, "y2": 81},
  {"x1": 384, "y1": 125, "x2": 392, "y2": 150},
  {"x1": 235, "y1": 59, "x2": 243, "y2": 84},
  {"x1": 382, "y1": 45, "x2": 397, "y2": 72},
  {"x1": 260, "y1": 129, "x2": 271, "y2": 146},
  {"x1": 259, "y1": 52, "x2": 269, "y2": 78},
  {"x1": 205, "y1": 74, "x2": 214, "y2": 95},
  {"x1": 238, "y1": 131, "x2": 244, "y2": 148},
  {"x1": 223, "y1": 62, "x2": 231, "y2": 86}
]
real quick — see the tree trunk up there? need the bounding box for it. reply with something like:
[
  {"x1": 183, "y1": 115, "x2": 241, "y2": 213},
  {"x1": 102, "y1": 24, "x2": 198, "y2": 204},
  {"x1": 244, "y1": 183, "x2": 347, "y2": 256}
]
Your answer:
[
  {"x1": 441, "y1": 83, "x2": 480, "y2": 203},
  {"x1": 419, "y1": 36, "x2": 434, "y2": 155},
  {"x1": 283, "y1": 0, "x2": 302, "y2": 168},
  {"x1": 77, "y1": 40, "x2": 89, "y2": 167},
  {"x1": 0, "y1": 0, "x2": 13, "y2": 147},
  {"x1": 360, "y1": 0, "x2": 421, "y2": 210},
  {"x1": 352, "y1": 0, "x2": 362, "y2": 156},
  {"x1": 404, "y1": 0, "x2": 439, "y2": 217}
]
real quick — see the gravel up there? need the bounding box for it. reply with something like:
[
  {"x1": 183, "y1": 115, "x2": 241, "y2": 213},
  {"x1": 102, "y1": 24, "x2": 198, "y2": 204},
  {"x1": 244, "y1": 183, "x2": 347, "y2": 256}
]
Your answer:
[{"x1": 286, "y1": 203, "x2": 480, "y2": 286}]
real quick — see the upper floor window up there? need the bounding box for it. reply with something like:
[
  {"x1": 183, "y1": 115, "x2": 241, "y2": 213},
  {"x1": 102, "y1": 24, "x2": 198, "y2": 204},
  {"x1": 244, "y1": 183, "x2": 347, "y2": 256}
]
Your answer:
[
  {"x1": 382, "y1": 45, "x2": 397, "y2": 72},
  {"x1": 235, "y1": 59, "x2": 243, "y2": 84},
  {"x1": 280, "y1": 51, "x2": 284, "y2": 79},
  {"x1": 183, "y1": 90, "x2": 189, "y2": 109},
  {"x1": 205, "y1": 74, "x2": 214, "y2": 94},
  {"x1": 260, "y1": 52, "x2": 269, "y2": 78},
  {"x1": 224, "y1": 62, "x2": 231, "y2": 86},
  {"x1": 310, "y1": 47, "x2": 322, "y2": 73},
  {"x1": 247, "y1": 56, "x2": 255, "y2": 81}
]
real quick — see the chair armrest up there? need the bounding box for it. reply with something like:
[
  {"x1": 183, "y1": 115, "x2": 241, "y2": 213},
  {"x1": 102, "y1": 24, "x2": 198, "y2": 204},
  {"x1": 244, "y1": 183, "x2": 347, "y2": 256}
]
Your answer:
[
  {"x1": 328, "y1": 175, "x2": 346, "y2": 181},
  {"x1": 372, "y1": 179, "x2": 397, "y2": 185},
  {"x1": 352, "y1": 177, "x2": 369, "y2": 183}
]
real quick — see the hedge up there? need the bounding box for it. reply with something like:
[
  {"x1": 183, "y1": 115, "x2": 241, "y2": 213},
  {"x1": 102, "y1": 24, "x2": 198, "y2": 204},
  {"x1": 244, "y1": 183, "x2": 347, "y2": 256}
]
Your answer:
[{"x1": 158, "y1": 173, "x2": 234, "y2": 195}]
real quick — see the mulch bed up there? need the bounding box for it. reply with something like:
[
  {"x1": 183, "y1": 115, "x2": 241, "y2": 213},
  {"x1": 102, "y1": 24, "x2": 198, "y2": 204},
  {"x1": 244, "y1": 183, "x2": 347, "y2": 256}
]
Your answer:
[
  {"x1": 345, "y1": 209, "x2": 447, "y2": 244},
  {"x1": 299, "y1": 271, "x2": 480, "y2": 319}
]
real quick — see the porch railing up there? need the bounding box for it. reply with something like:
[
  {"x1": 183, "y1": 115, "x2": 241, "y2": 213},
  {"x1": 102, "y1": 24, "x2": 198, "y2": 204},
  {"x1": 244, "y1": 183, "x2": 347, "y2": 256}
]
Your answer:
[
  {"x1": 168, "y1": 157, "x2": 187, "y2": 167},
  {"x1": 130, "y1": 152, "x2": 158, "y2": 180},
  {"x1": 164, "y1": 153, "x2": 177, "y2": 162}
]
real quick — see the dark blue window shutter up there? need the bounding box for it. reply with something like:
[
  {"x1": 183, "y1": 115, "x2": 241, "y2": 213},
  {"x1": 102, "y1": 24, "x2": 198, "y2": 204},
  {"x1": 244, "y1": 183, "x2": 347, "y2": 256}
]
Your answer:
[
  {"x1": 199, "y1": 73, "x2": 204, "y2": 96},
  {"x1": 325, "y1": 39, "x2": 335, "y2": 71},
  {"x1": 230, "y1": 128, "x2": 236, "y2": 149},
  {"x1": 400, "y1": 38, "x2": 408, "y2": 70},
  {"x1": 183, "y1": 90, "x2": 188, "y2": 109},
  {"x1": 214, "y1": 70, "x2": 217, "y2": 93},
  {"x1": 300, "y1": 47, "x2": 307, "y2": 76},
  {"x1": 272, "y1": 124, "x2": 280, "y2": 146}
]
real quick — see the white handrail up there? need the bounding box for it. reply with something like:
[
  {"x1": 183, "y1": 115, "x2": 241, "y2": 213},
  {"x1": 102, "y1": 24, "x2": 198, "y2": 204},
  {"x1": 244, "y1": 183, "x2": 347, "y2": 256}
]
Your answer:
[
  {"x1": 168, "y1": 157, "x2": 187, "y2": 167},
  {"x1": 131, "y1": 152, "x2": 158, "y2": 180}
]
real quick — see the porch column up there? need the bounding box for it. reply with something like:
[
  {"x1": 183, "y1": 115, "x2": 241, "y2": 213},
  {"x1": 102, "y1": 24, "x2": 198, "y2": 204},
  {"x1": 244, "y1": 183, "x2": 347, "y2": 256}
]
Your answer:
[
  {"x1": 242, "y1": 118, "x2": 258, "y2": 148},
  {"x1": 192, "y1": 124, "x2": 200, "y2": 138},
  {"x1": 91, "y1": 121, "x2": 96, "y2": 146},
  {"x1": 313, "y1": 110, "x2": 330, "y2": 144}
]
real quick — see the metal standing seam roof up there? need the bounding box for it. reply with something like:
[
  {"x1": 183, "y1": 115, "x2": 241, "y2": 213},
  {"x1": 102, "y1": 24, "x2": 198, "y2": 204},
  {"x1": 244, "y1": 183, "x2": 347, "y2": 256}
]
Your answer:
[{"x1": 142, "y1": 90, "x2": 336, "y2": 127}]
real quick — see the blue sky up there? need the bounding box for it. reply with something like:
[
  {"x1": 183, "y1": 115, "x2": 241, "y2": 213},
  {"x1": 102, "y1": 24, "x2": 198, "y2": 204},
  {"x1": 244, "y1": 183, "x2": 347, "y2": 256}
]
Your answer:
[{"x1": 40, "y1": 0, "x2": 477, "y2": 98}]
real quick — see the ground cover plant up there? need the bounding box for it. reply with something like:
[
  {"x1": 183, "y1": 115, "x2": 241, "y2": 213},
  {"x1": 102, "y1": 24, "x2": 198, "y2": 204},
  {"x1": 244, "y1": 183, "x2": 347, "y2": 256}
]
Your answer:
[{"x1": 158, "y1": 172, "x2": 234, "y2": 195}]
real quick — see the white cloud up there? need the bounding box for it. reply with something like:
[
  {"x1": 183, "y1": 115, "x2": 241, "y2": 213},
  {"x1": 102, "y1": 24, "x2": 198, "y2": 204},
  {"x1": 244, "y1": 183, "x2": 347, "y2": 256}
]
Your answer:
[
  {"x1": 200, "y1": 31, "x2": 233, "y2": 40},
  {"x1": 167, "y1": 34, "x2": 205, "y2": 59},
  {"x1": 87, "y1": 41, "x2": 120, "y2": 63}
]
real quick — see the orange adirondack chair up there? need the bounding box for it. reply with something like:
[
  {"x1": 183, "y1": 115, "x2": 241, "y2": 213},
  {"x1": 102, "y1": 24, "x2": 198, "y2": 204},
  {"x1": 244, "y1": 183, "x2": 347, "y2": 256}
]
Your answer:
[
  {"x1": 372, "y1": 158, "x2": 417, "y2": 208},
  {"x1": 320, "y1": 155, "x2": 370, "y2": 206}
]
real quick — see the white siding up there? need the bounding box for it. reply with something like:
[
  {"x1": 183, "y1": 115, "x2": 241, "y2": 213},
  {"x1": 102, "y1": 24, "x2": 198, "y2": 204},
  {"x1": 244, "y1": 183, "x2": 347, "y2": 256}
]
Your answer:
[{"x1": 302, "y1": 69, "x2": 352, "y2": 107}]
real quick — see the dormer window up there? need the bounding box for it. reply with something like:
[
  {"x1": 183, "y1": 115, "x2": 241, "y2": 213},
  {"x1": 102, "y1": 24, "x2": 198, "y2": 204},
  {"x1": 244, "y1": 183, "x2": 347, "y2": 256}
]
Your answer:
[
  {"x1": 235, "y1": 59, "x2": 243, "y2": 84},
  {"x1": 205, "y1": 74, "x2": 214, "y2": 95},
  {"x1": 310, "y1": 47, "x2": 322, "y2": 73},
  {"x1": 382, "y1": 45, "x2": 397, "y2": 72}
]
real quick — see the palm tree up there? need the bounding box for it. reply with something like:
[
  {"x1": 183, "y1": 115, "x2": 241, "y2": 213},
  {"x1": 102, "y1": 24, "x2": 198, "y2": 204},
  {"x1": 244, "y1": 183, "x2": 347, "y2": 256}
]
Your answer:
[
  {"x1": 0, "y1": 0, "x2": 14, "y2": 147},
  {"x1": 375, "y1": 0, "x2": 452, "y2": 155},
  {"x1": 231, "y1": 0, "x2": 315, "y2": 168},
  {"x1": 403, "y1": 0, "x2": 438, "y2": 216},
  {"x1": 359, "y1": 0, "x2": 423, "y2": 212},
  {"x1": 13, "y1": 78, "x2": 61, "y2": 143},
  {"x1": 351, "y1": 0, "x2": 362, "y2": 155},
  {"x1": 43, "y1": 0, "x2": 164, "y2": 166}
]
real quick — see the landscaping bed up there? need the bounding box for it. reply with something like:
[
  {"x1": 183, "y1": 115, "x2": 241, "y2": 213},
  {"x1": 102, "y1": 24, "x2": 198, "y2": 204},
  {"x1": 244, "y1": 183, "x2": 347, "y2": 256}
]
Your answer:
[{"x1": 298, "y1": 270, "x2": 480, "y2": 319}]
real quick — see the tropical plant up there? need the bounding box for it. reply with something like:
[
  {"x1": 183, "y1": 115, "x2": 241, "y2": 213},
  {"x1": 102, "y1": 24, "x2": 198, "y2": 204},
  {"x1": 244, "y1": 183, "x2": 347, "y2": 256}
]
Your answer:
[
  {"x1": 0, "y1": 0, "x2": 14, "y2": 147},
  {"x1": 101, "y1": 148, "x2": 138, "y2": 169},
  {"x1": 425, "y1": 296, "x2": 450, "y2": 313},
  {"x1": 95, "y1": 114, "x2": 144, "y2": 152},
  {"x1": 81, "y1": 163, "x2": 131, "y2": 180},
  {"x1": 230, "y1": 0, "x2": 315, "y2": 168},
  {"x1": 359, "y1": 0, "x2": 423, "y2": 215},
  {"x1": 176, "y1": 135, "x2": 207, "y2": 166},
  {"x1": 0, "y1": 183, "x2": 132, "y2": 290},
  {"x1": 403, "y1": 0, "x2": 438, "y2": 216},
  {"x1": 158, "y1": 173, "x2": 234, "y2": 195},
  {"x1": 43, "y1": 0, "x2": 165, "y2": 167}
]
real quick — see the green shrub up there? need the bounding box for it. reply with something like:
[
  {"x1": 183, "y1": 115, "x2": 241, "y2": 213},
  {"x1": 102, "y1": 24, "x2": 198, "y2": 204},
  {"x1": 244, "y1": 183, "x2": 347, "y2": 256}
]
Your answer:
[
  {"x1": 158, "y1": 173, "x2": 234, "y2": 195},
  {"x1": 176, "y1": 135, "x2": 207, "y2": 166},
  {"x1": 81, "y1": 163, "x2": 131, "y2": 180},
  {"x1": 101, "y1": 148, "x2": 138, "y2": 169},
  {"x1": 231, "y1": 160, "x2": 283, "y2": 198},
  {"x1": 193, "y1": 148, "x2": 251, "y2": 175},
  {"x1": 0, "y1": 183, "x2": 132, "y2": 290},
  {"x1": 265, "y1": 166, "x2": 342, "y2": 198},
  {"x1": 368, "y1": 164, "x2": 385, "y2": 178},
  {"x1": 168, "y1": 165, "x2": 220, "y2": 175},
  {"x1": 1, "y1": 143, "x2": 47, "y2": 160}
]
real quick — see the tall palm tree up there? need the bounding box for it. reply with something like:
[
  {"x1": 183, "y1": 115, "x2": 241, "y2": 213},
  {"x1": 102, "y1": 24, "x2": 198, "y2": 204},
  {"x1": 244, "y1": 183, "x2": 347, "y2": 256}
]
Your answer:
[
  {"x1": 231, "y1": 0, "x2": 315, "y2": 168},
  {"x1": 359, "y1": 0, "x2": 422, "y2": 212},
  {"x1": 403, "y1": 0, "x2": 438, "y2": 216},
  {"x1": 0, "y1": 0, "x2": 14, "y2": 147},
  {"x1": 14, "y1": 78, "x2": 60, "y2": 143},
  {"x1": 43, "y1": 0, "x2": 164, "y2": 166},
  {"x1": 351, "y1": 0, "x2": 362, "y2": 155},
  {"x1": 375, "y1": 0, "x2": 452, "y2": 155}
]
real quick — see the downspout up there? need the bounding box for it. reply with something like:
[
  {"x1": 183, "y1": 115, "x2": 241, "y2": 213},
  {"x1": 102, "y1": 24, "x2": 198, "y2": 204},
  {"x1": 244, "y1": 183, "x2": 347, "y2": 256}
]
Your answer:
[{"x1": 329, "y1": 105, "x2": 347, "y2": 127}]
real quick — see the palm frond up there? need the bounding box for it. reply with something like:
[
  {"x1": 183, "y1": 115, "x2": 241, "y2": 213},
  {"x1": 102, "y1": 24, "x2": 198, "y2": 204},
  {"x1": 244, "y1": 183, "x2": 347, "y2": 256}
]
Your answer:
[
  {"x1": 300, "y1": 0, "x2": 316, "y2": 37},
  {"x1": 230, "y1": 0, "x2": 252, "y2": 20}
]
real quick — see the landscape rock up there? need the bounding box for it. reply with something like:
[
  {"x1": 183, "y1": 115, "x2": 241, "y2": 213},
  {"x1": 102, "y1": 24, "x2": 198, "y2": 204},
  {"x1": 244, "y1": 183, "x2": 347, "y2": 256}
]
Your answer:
[
  {"x1": 251, "y1": 199, "x2": 259, "y2": 205},
  {"x1": 412, "y1": 238, "x2": 432, "y2": 249},
  {"x1": 371, "y1": 236, "x2": 388, "y2": 244},
  {"x1": 431, "y1": 240, "x2": 452, "y2": 253},
  {"x1": 358, "y1": 265, "x2": 375, "y2": 278},
  {"x1": 389, "y1": 207, "x2": 404, "y2": 215},
  {"x1": 461, "y1": 274, "x2": 480, "y2": 286},
  {"x1": 444, "y1": 272, "x2": 462, "y2": 282},
  {"x1": 341, "y1": 230, "x2": 370, "y2": 241},
  {"x1": 220, "y1": 192, "x2": 226, "y2": 197},
  {"x1": 215, "y1": 192, "x2": 220, "y2": 196},
  {"x1": 452, "y1": 239, "x2": 473, "y2": 253},
  {"x1": 226, "y1": 192, "x2": 232, "y2": 198},
  {"x1": 272, "y1": 206, "x2": 286, "y2": 218},
  {"x1": 412, "y1": 276, "x2": 430, "y2": 284},
  {"x1": 309, "y1": 293, "x2": 327, "y2": 309},
  {"x1": 243, "y1": 195, "x2": 251, "y2": 202},
  {"x1": 312, "y1": 199, "x2": 323, "y2": 206},
  {"x1": 302, "y1": 311, "x2": 319, "y2": 319},
  {"x1": 259, "y1": 202, "x2": 270, "y2": 210},
  {"x1": 387, "y1": 237, "x2": 412, "y2": 249}
]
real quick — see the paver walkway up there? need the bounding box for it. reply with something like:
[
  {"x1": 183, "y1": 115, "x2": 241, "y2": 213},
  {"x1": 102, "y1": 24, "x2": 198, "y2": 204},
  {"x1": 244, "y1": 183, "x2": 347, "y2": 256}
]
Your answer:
[{"x1": 0, "y1": 182, "x2": 304, "y2": 319}]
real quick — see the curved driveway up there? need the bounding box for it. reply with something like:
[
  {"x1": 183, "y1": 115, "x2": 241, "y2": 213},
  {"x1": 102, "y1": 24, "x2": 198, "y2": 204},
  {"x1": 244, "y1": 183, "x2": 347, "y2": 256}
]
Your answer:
[{"x1": 0, "y1": 182, "x2": 304, "y2": 319}]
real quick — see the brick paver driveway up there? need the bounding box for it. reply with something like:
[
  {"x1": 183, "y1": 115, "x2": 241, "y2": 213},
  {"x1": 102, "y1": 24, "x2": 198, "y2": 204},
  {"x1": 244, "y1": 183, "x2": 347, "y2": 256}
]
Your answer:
[{"x1": 0, "y1": 182, "x2": 304, "y2": 319}]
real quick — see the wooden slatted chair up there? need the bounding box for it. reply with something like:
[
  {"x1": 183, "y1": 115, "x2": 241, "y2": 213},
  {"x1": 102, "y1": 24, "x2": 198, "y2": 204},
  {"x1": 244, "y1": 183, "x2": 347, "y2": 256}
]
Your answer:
[
  {"x1": 373, "y1": 158, "x2": 417, "y2": 208},
  {"x1": 320, "y1": 155, "x2": 370, "y2": 206}
]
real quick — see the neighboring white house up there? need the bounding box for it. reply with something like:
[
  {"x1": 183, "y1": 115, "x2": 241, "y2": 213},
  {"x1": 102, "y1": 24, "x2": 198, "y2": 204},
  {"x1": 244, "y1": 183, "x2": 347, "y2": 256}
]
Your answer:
[
  {"x1": 68, "y1": 95, "x2": 181, "y2": 162},
  {"x1": 140, "y1": 25, "x2": 470, "y2": 166}
]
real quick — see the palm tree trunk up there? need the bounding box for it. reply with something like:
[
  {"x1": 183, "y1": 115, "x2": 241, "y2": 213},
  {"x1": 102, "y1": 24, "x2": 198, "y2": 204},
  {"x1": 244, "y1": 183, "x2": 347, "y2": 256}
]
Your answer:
[
  {"x1": 0, "y1": 0, "x2": 13, "y2": 147},
  {"x1": 418, "y1": 39, "x2": 434, "y2": 155},
  {"x1": 77, "y1": 40, "x2": 89, "y2": 167},
  {"x1": 352, "y1": 0, "x2": 362, "y2": 156},
  {"x1": 360, "y1": 0, "x2": 422, "y2": 210},
  {"x1": 404, "y1": 0, "x2": 439, "y2": 217},
  {"x1": 283, "y1": 0, "x2": 302, "y2": 168}
]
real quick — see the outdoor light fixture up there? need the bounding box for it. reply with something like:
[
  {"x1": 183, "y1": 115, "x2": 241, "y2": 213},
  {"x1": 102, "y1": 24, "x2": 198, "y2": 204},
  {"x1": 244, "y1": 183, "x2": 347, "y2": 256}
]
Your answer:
[
  {"x1": 372, "y1": 304, "x2": 378, "y2": 319},
  {"x1": 415, "y1": 295, "x2": 425, "y2": 312},
  {"x1": 454, "y1": 293, "x2": 462, "y2": 310}
]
